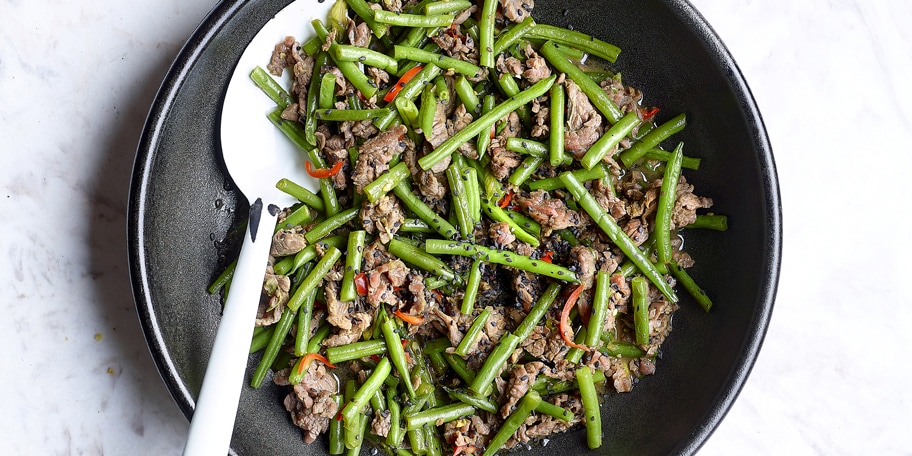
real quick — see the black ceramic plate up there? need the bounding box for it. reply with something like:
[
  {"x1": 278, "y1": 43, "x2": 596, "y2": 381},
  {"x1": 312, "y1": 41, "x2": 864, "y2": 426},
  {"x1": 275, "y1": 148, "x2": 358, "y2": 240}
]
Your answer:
[{"x1": 129, "y1": 1, "x2": 781, "y2": 454}]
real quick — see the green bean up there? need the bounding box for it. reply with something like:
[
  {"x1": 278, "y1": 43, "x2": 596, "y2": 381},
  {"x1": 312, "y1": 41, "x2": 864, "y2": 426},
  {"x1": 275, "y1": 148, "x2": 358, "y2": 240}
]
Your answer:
[
  {"x1": 493, "y1": 16, "x2": 536, "y2": 54},
  {"x1": 433, "y1": 75, "x2": 450, "y2": 103},
  {"x1": 408, "y1": 426, "x2": 427, "y2": 455},
  {"x1": 381, "y1": 318, "x2": 417, "y2": 398},
  {"x1": 265, "y1": 108, "x2": 341, "y2": 215},
  {"x1": 301, "y1": 36, "x2": 322, "y2": 56},
  {"x1": 444, "y1": 353, "x2": 477, "y2": 384},
  {"x1": 304, "y1": 207, "x2": 358, "y2": 244},
  {"x1": 505, "y1": 137, "x2": 548, "y2": 157},
  {"x1": 375, "y1": 64, "x2": 442, "y2": 130},
  {"x1": 208, "y1": 259, "x2": 236, "y2": 294},
  {"x1": 346, "y1": 0, "x2": 389, "y2": 38},
  {"x1": 418, "y1": 84, "x2": 436, "y2": 141},
  {"x1": 480, "y1": 199, "x2": 540, "y2": 247},
  {"x1": 508, "y1": 155, "x2": 545, "y2": 187},
  {"x1": 453, "y1": 307, "x2": 491, "y2": 357},
  {"x1": 295, "y1": 265, "x2": 317, "y2": 356},
  {"x1": 249, "y1": 324, "x2": 274, "y2": 353},
  {"x1": 560, "y1": 172, "x2": 677, "y2": 302},
  {"x1": 445, "y1": 164, "x2": 474, "y2": 239},
  {"x1": 459, "y1": 260, "x2": 483, "y2": 314},
  {"x1": 505, "y1": 209, "x2": 542, "y2": 238},
  {"x1": 394, "y1": 45, "x2": 481, "y2": 78},
  {"x1": 514, "y1": 282, "x2": 561, "y2": 340},
  {"x1": 386, "y1": 388, "x2": 403, "y2": 447},
  {"x1": 373, "y1": 10, "x2": 455, "y2": 28},
  {"x1": 314, "y1": 108, "x2": 390, "y2": 122},
  {"x1": 494, "y1": 73, "x2": 533, "y2": 126},
  {"x1": 419, "y1": 76, "x2": 556, "y2": 170},
  {"x1": 580, "y1": 111, "x2": 641, "y2": 169},
  {"x1": 483, "y1": 390, "x2": 542, "y2": 456},
  {"x1": 250, "y1": 306, "x2": 296, "y2": 388},
  {"x1": 385, "y1": 239, "x2": 457, "y2": 283},
  {"x1": 332, "y1": 44, "x2": 399, "y2": 73},
  {"x1": 453, "y1": 75, "x2": 481, "y2": 116},
  {"x1": 528, "y1": 23, "x2": 621, "y2": 63},
  {"x1": 443, "y1": 387, "x2": 498, "y2": 414},
  {"x1": 686, "y1": 214, "x2": 728, "y2": 231},
  {"x1": 532, "y1": 369, "x2": 607, "y2": 395},
  {"x1": 400, "y1": 218, "x2": 435, "y2": 233},
  {"x1": 535, "y1": 400, "x2": 574, "y2": 422},
  {"x1": 304, "y1": 51, "x2": 329, "y2": 145},
  {"x1": 287, "y1": 246, "x2": 343, "y2": 312},
  {"x1": 469, "y1": 332, "x2": 520, "y2": 396},
  {"x1": 630, "y1": 275, "x2": 651, "y2": 345},
  {"x1": 319, "y1": 73, "x2": 337, "y2": 110},
  {"x1": 656, "y1": 143, "x2": 685, "y2": 266},
  {"x1": 478, "y1": 0, "x2": 497, "y2": 68},
  {"x1": 425, "y1": 239, "x2": 579, "y2": 283},
  {"x1": 306, "y1": 322, "x2": 332, "y2": 354},
  {"x1": 424, "y1": 337, "x2": 451, "y2": 354},
  {"x1": 668, "y1": 260, "x2": 713, "y2": 312},
  {"x1": 576, "y1": 366, "x2": 602, "y2": 449},
  {"x1": 644, "y1": 147, "x2": 701, "y2": 170},
  {"x1": 618, "y1": 113, "x2": 687, "y2": 168},
  {"x1": 405, "y1": 403, "x2": 475, "y2": 431},
  {"x1": 392, "y1": 181, "x2": 458, "y2": 239},
  {"x1": 476, "y1": 94, "x2": 495, "y2": 159},
  {"x1": 464, "y1": 167, "x2": 482, "y2": 224},
  {"x1": 250, "y1": 66, "x2": 293, "y2": 108},
  {"x1": 539, "y1": 41, "x2": 622, "y2": 123},
  {"x1": 328, "y1": 394, "x2": 345, "y2": 454},
  {"x1": 422, "y1": 0, "x2": 472, "y2": 15},
  {"x1": 364, "y1": 162, "x2": 412, "y2": 204},
  {"x1": 395, "y1": 97, "x2": 422, "y2": 144},
  {"x1": 276, "y1": 178, "x2": 325, "y2": 212},
  {"x1": 586, "y1": 270, "x2": 611, "y2": 348},
  {"x1": 326, "y1": 339, "x2": 388, "y2": 364},
  {"x1": 340, "y1": 230, "x2": 367, "y2": 302},
  {"x1": 273, "y1": 235, "x2": 346, "y2": 276},
  {"x1": 528, "y1": 165, "x2": 607, "y2": 191},
  {"x1": 312, "y1": 20, "x2": 378, "y2": 99},
  {"x1": 345, "y1": 408, "x2": 369, "y2": 454},
  {"x1": 549, "y1": 82, "x2": 566, "y2": 166},
  {"x1": 342, "y1": 357, "x2": 391, "y2": 435},
  {"x1": 564, "y1": 325, "x2": 587, "y2": 364}
]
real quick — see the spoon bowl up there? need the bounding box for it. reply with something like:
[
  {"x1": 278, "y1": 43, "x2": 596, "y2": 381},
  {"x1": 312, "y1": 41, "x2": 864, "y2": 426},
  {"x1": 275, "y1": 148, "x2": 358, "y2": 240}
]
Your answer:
[{"x1": 182, "y1": 1, "x2": 331, "y2": 454}]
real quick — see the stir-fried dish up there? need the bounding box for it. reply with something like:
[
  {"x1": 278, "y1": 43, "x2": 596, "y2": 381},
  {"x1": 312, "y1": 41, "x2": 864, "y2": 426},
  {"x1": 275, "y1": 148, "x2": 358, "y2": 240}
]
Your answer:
[{"x1": 209, "y1": 0, "x2": 728, "y2": 454}]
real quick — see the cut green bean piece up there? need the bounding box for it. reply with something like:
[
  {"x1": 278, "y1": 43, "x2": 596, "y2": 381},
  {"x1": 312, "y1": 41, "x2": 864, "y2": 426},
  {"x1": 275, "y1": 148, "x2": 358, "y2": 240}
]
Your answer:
[
  {"x1": 535, "y1": 400, "x2": 574, "y2": 422},
  {"x1": 505, "y1": 137, "x2": 548, "y2": 157},
  {"x1": 392, "y1": 181, "x2": 458, "y2": 239},
  {"x1": 618, "y1": 113, "x2": 687, "y2": 167},
  {"x1": 478, "y1": 0, "x2": 497, "y2": 68},
  {"x1": 686, "y1": 214, "x2": 728, "y2": 231},
  {"x1": 580, "y1": 111, "x2": 640, "y2": 169},
  {"x1": 419, "y1": 76, "x2": 556, "y2": 170},
  {"x1": 493, "y1": 16, "x2": 536, "y2": 54},
  {"x1": 644, "y1": 147, "x2": 701, "y2": 170},
  {"x1": 539, "y1": 41, "x2": 621, "y2": 123},
  {"x1": 250, "y1": 306, "x2": 295, "y2": 388},
  {"x1": 373, "y1": 10, "x2": 455, "y2": 28},
  {"x1": 340, "y1": 230, "x2": 367, "y2": 302},
  {"x1": 314, "y1": 108, "x2": 390, "y2": 122},
  {"x1": 329, "y1": 394, "x2": 345, "y2": 454},
  {"x1": 668, "y1": 260, "x2": 713, "y2": 312},
  {"x1": 656, "y1": 143, "x2": 685, "y2": 265},
  {"x1": 460, "y1": 259, "x2": 483, "y2": 314},
  {"x1": 304, "y1": 207, "x2": 359, "y2": 244},
  {"x1": 425, "y1": 239, "x2": 578, "y2": 283},
  {"x1": 276, "y1": 178, "x2": 325, "y2": 212},
  {"x1": 514, "y1": 283, "x2": 561, "y2": 340},
  {"x1": 631, "y1": 275, "x2": 651, "y2": 345},
  {"x1": 364, "y1": 162, "x2": 411, "y2": 204},
  {"x1": 528, "y1": 23, "x2": 621, "y2": 63},
  {"x1": 319, "y1": 72, "x2": 337, "y2": 110},
  {"x1": 480, "y1": 199, "x2": 540, "y2": 247},
  {"x1": 287, "y1": 246, "x2": 343, "y2": 312},
  {"x1": 560, "y1": 172, "x2": 677, "y2": 302},
  {"x1": 346, "y1": 0, "x2": 389, "y2": 38},
  {"x1": 332, "y1": 44, "x2": 399, "y2": 73},
  {"x1": 444, "y1": 387, "x2": 499, "y2": 413},
  {"x1": 381, "y1": 318, "x2": 417, "y2": 398},
  {"x1": 469, "y1": 332, "x2": 520, "y2": 396},
  {"x1": 405, "y1": 403, "x2": 475, "y2": 430},
  {"x1": 508, "y1": 155, "x2": 545, "y2": 187},
  {"x1": 394, "y1": 45, "x2": 481, "y2": 78},
  {"x1": 586, "y1": 270, "x2": 611, "y2": 348},
  {"x1": 454, "y1": 307, "x2": 491, "y2": 357},
  {"x1": 549, "y1": 82, "x2": 566, "y2": 166},
  {"x1": 576, "y1": 366, "x2": 602, "y2": 449},
  {"x1": 483, "y1": 390, "x2": 541, "y2": 456},
  {"x1": 422, "y1": 0, "x2": 472, "y2": 14},
  {"x1": 375, "y1": 64, "x2": 442, "y2": 130},
  {"x1": 528, "y1": 165, "x2": 607, "y2": 191},
  {"x1": 325, "y1": 340, "x2": 388, "y2": 364},
  {"x1": 250, "y1": 66, "x2": 293, "y2": 108},
  {"x1": 388, "y1": 238, "x2": 458, "y2": 282},
  {"x1": 341, "y1": 357, "x2": 391, "y2": 437}
]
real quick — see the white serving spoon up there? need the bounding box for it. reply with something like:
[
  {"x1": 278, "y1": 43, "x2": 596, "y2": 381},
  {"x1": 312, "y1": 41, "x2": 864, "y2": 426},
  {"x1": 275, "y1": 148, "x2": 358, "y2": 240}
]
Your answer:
[{"x1": 183, "y1": 1, "x2": 333, "y2": 454}]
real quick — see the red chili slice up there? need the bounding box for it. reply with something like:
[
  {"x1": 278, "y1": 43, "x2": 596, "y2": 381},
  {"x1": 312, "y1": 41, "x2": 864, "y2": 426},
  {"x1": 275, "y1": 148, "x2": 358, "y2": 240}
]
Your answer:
[
  {"x1": 394, "y1": 309, "x2": 425, "y2": 325},
  {"x1": 354, "y1": 272, "x2": 368, "y2": 296},
  {"x1": 498, "y1": 189, "x2": 514, "y2": 209},
  {"x1": 296, "y1": 353, "x2": 336, "y2": 377},
  {"x1": 559, "y1": 285, "x2": 588, "y2": 350},
  {"x1": 642, "y1": 106, "x2": 660, "y2": 120},
  {"x1": 383, "y1": 65, "x2": 424, "y2": 103},
  {"x1": 305, "y1": 160, "x2": 344, "y2": 179},
  {"x1": 541, "y1": 250, "x2": 554, "y2": 264}
]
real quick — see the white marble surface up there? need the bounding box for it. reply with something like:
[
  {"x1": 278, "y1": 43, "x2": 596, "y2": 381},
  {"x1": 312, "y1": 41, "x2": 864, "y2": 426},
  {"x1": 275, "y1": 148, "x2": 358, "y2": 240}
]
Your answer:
[{"x1": 1, "y1": 0, "x2": 910, "y2": 454}]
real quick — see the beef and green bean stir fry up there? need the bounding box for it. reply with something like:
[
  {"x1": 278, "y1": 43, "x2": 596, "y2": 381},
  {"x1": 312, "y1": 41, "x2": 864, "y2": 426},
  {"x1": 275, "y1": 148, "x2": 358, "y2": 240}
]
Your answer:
[{"x1": 210, "y1": 0, "x2": 727, "y2": 453}]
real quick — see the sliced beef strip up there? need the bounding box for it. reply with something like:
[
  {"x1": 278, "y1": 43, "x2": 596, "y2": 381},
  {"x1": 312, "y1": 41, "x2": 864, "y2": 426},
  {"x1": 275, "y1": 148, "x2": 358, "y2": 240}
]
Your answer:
[
  {"x1": 499, "y1": 0, "x2": 534, "y2": 22},
  {"x1": 347, "y1": 20, "x2": 371, "y2": 48},
  {"x1": 275, "y1": 363, "x2": 339, "y2": 444},
  {"x1": 267, "y1": 36, "x2": 298, "y2": 76},
  {"x1": 522, "y1": 43, "x2": 551, "y2": 83},
  {"x1": 257, "y1": 272, "x2": 290, "y2": 326},
  {"x1": 514, "y1": 189, "x2": 582, "y2": 235},
  {"x1": 270, "y1": 227, "x2": 308, "y2": 257},
  {"x1": 500, "y1": 362, "x2": 546, "y2": 418},
  {"x1": 352, "y1": 125, "x2": 408, "y2": 193},
  {"x1": 564, "y1": 80, "x2": 603, "y2": 157},
  {"x1": 360, "y1": 194, "x2": 405, "y2": 244}
]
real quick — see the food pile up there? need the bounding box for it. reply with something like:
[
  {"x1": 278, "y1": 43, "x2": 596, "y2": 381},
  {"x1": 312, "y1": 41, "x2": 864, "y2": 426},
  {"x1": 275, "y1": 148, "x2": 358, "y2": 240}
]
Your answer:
[{"x1": 209, "y1": 0, "x2": 727, "y2": 454}]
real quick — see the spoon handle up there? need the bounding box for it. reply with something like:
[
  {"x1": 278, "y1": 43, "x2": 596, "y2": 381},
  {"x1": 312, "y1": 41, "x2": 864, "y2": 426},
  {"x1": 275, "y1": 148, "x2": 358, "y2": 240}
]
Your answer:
[{"x1": 183, "y1": 199, "x2": 278, "y2": 456}]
